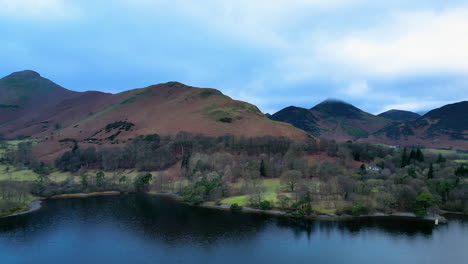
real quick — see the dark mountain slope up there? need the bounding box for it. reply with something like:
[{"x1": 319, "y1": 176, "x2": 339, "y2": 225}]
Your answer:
[
  {"x1": 0, "y1": 70, "x2": 78, "y2": 124},
  {"x1": 269, "y1": 106, "x2": 320, "y2": 135},
  {"x1": 0, "y1": 70, "x2": 117, "y2": 139},
  {"x1": 271, "y1": 100, "x2": 391, "y2": 141},
  {"x1": 378, "y1": 109, "x2": 420, "y2": 122},
  {"x1": 364, "y1": 101, "x2": 468, "y2": 149}
]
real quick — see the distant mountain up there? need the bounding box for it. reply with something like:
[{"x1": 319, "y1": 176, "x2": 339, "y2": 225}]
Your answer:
[
  {"x1": 311, "y1": 100, "x2": 365, "y2": 120},
  {"x1": 271, "y1": 100, "x2": 391, "y2": 141},
  {"x1": 0, "y1": 70, "x2": 113, "y2": 139},
  {"x1": 365, "y1": 101, "x2": 468, "y2": 149},
  {"x1": 0, "y1": 71, "x2": 306, "y2": 160},
  {"x1": 0, "y1": 70, "x2": 77, "y2": 120},
  {"x1": 269, "y1": 106, "x2": 320, "y2": 135},
  {"x1": 0, "y1": 70, "x2": 73, "y2": 105},
  {"x1": 378, "y1": 109, "x2": 420, "y2": 122}
]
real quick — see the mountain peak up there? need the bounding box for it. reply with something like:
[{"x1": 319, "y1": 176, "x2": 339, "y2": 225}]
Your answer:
[
  {"x1": 0, "y1": 70, "x2": 73, "y2": 105},
  {"x1": 378, "y1": 109, "x2": 420, "y2": 122},
  {"x1": 318, "y1": 99, "x2": 350, "y2": 105},
  {"x1": 6, "y1": 70, "x2": 41, "y2": 79},
  {"x1": 311, "y1": 99, "x2": 363, "y2": 119}
]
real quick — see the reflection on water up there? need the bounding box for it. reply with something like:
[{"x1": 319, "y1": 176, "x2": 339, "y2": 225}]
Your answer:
[{"x1": 0, "y1": 194, "x2": 467, "y2": 264}]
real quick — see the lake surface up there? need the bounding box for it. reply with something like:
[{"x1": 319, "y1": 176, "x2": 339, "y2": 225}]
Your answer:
[{"x1": 0, "y1": 195, "x2": 467, "y2": 264}]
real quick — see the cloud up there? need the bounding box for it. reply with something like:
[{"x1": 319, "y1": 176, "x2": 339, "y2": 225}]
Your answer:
[
  {"x1": 120, "y1": 0, "x2": 361, "y2": 48},
  {"x1": 323, "y1": 7, "x2": 468, "y2": 76},
  {"x1": 379, "y1": 100, "x2": 456, "y2": 114},
  {"x1": 0, "y1": 0, "x2": 79, "y2": 20},
  {"x1": 1, "y1": 0, "x2": 467, "y2": 115},
  {"x1": 343, "y1": 81, "x2": 370, "y2": 97}
]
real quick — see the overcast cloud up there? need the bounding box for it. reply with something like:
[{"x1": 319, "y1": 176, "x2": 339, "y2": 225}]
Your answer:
[{"x1": 1, "y1": 0, "x2": 467, "y2": 114}]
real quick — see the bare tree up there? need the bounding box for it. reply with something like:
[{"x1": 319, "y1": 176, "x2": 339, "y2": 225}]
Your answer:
[{"x1": 280, "y1": 170, "x2": 302, "y2": 192}]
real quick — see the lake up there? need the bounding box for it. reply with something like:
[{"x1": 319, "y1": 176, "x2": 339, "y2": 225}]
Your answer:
[{"x1": 0, "y1": 194, "x2": 467, "y2": 264}]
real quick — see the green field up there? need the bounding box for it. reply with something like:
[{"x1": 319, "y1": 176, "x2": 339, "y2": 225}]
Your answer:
[
  {"x1": 221, "y1": 179, "x2": 285, "y2": 206},
  {"x1": 423, "y1": 148, "x2": 468, "y2": 157},
  {"x1": 0, "y1": 165, "x2": 154, "y2": 183}
]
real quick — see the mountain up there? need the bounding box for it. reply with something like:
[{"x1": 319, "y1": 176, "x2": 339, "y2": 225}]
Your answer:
[
  {"x1": 0, "y1": 70, "x2": 77, "y2": 124},
  {"x1": 269, "y1": 106, "x2": 320, "y2": 135},
  {"x1": 270, "y1": 100, "x2": 391, "y2": 141},
  {"x1": 0, "y1": 71, "x2": 306, "y2": 159},
  {"x1": 378, "y1": 109, "x2": 420, "y2": 122},
  {"x1": 0, "y1": 70, "x2": 115, "y2": 139},
  {"x1": 364, "y1": 101, "x2": 468, "y2": 149}
]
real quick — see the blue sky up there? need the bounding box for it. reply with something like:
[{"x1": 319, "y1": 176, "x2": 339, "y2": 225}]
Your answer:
[{"x1": 1, "y1": 0, "x2": 468, "y2": 114}]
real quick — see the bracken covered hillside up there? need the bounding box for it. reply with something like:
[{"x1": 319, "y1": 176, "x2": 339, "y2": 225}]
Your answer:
[{"x1": 0, "y1": 71, "x2": 307, "y2": 160}]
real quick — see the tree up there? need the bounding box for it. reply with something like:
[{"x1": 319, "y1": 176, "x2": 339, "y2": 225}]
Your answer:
[
  {"x1": 119, "y1": 175, "x2": 127, "y2": 184},
  {"x1": 280, "y1": 170, "x2": 302, "y2": 192},
  {"x1": 359, "y1": 164, "x2": 367, "y2": 176},
  {"x1": 181, "y1": 152, "x2": 190, "y2": 172},
  {"x1": 401, "y1": 148, "x2": 409, "y2": 167},
  {"x1": 455, "y1": 165, "x2": 468, "y2": 178},
  {"x1": 81, "y1": 174, "x2": 89, "y2": 187},
  {"x1": 415, "y1": 149, "x2": 425, "y2": 162},
  {"x1": 33, "y1": 162, "x2": 50, "y2": 185},
  {"x1": 16, "y1": 142, "x2": 33, "y2": 165},
  {"x1": 230, "y1": 203, "x2": 243, "y2": 212},
  {"x1": 427, "y1": 163, "x2": 434, "y2": 179},
  {"x1": 407, "y1": 167, "x2": 417, "y2": 178},
  {"x1": 436, "y1": 154, "x2": 446, "y2": 163},
  {"x1": 291, "y1": 190, "x2": 313, "y2": 216},
  {"x1": 259, "y1": 160, "x2": 267, "y2": 177},
  {"x1": 277, "y1": 194, "x2": 291, "y2": 210},
  {"x1": 72, "y1": 142, "x2": 79, "y2": 153},
  {"x1": 259, "y1": 200, "x2": 272, "y2": 210},
  {"x1": 415, "y1": 192, "x2": 434, "y2": 216},
  {"x1": 134, "y1": 173, "x2": 153, "y2": 192},
  {"x1": 96, "y1": 171, "x2": 105, "y2": 187}
]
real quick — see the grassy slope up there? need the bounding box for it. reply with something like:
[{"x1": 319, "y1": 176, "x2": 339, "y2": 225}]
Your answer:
[
  {"x1": 220, "y1": 179, "x2": 341, "y2": 214},
  {"x1": 221, "y1": 179, "x2": 285, "y2": 206}
]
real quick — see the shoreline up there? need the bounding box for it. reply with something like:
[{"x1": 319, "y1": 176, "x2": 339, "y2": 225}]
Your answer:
[
  {"x1": 149, "y1": 192, "x2": 450, "y2": 223},
  {"x1": 1, "y1": 191, "x2": 459, "y2": 223},
  {"x1": 45, "y1": 191, "x2": 122, "y2": 199},
  {"x1": 1, "y1": 200, "x2": 42, "y2": 218},
  {"x1": 1, "y1": 191, "x2": 122, "y2": 218}
]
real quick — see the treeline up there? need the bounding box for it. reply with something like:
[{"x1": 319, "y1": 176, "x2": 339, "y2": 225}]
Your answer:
[
  {"x1": 55, "y1": 133, "x2": 391, "y2": 173},
  {"x1": 1, "y1": 133, "x2": 468, "y2": 217}
]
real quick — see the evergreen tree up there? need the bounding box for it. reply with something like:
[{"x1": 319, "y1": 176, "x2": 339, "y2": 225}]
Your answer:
[
  {"x1": 455, "y1": 165, "x2": 468, "y2": 177},
  {"x1": 427, "y1": 163, "x2": 434, "y2": 179},
  {"x1": 259, "y1": 160, "x2": 267, "y2": 177},
  {"x1": 415, "y1": 149, "x2": 425, "y2": 162},
  {"x1": 436, "y1": 154, "x2": 446, "y2": 163},
  {"x1": 359, "y1": 164, "x2": 367, "y2": 175},
  {"x1": 409, "y1": 150, "x2": 416, "y2": 163},
  {"x1": 72, "y1": 142, "x2": 79, "y2": 153},
  {"x1": 181, "y1": 152, "x2": 190, "y2": 170},
  {"x1": 401, "y1": 148, "x2": 409, "y2": 168}
]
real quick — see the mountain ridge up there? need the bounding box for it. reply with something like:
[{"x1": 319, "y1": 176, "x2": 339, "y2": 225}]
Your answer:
[
  {"x1": 0, "y1": 71, "x2": 307, "y2": 160},
  {"x1": 271, "y1": 99, "x2": 391, "y2": 141}
]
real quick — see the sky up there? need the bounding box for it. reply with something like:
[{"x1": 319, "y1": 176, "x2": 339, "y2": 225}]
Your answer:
[{"x1": 1, "y1": 0, "x2": 468, "y2": 114}]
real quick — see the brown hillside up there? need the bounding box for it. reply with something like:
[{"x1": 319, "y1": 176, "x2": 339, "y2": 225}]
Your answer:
[{"x1": 0, "y1": 76, "x2": 307, "y2": 159}]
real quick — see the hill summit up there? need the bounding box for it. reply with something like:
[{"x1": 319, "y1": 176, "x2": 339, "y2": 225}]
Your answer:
[{"x1": 378, "y1": 109, "x2": 420, "y2": 122}]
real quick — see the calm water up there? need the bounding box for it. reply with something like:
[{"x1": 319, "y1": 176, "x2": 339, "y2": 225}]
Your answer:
[{"x1": 0, "y1": 195, "x2": 467, "y2": 264}]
